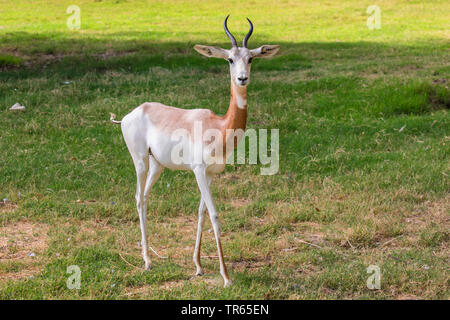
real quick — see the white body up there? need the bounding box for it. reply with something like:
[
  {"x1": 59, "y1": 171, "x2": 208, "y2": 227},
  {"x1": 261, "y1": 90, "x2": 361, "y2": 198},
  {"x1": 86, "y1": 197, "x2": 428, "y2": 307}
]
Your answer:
[{"x1": 121, "y1": 104, "x2": 228, "y2": 173}]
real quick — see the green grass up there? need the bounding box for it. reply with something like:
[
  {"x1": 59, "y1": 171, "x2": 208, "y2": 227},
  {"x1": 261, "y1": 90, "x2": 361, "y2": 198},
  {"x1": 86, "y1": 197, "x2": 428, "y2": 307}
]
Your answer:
[
  {"x1": 0, "y1": 54, "x2": 23, "y2": 67},
  {"x1": 0, "y1": 0, "x2": 449, "y2": 299}
]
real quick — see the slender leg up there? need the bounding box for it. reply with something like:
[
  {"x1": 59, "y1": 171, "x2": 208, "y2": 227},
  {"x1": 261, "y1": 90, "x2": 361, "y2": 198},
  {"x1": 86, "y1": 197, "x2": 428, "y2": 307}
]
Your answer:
[
  {"x1": 193, "y1": 166, "x2": 231, "y2": 287},
  {"x1": 143, "y1": 156, "x2": 163, "y2": 213},
  {"x1": 139, "y1": 156, "x2": 163, "y2": 269},
  {"x1": 133, "y1": 154, "x2": 152, "y2": 270},
  {"x1": 193, "y1": 175, "x2": 212, "y2": 276}
]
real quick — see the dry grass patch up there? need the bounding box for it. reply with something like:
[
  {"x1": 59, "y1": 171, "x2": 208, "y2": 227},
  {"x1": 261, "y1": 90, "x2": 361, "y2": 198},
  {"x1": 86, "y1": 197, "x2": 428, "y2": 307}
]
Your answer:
[
  {"x1": 60, "y1": 218, "x2": 115, "y2": 247},
  {"x1": 230, "y1": 256, "x2": 270, "y2": 272},
  {"x1": 231, "y1": 198, "x2": 251, "y2": 208},
  {"x1": 0, "y1": 220, "x2": 48, "y2": 280},
  {"x1": 152, "y1": 214, "x2": 237, "y2": 260},
  {"x1": 0, "y1": 266, "x2": 41, "y2": 281},
  {"x1": 401, "y1": 195, "x2": 450, "y2": 250},
  {"x1": 190, "y1": 275, "x2": 223, "y2": 288},
  {"x1": 275, "y1": 221, "x2": 327, "y2": 250},
  {"x1": 0, "y1": 200, "x2": 18, "y2": 213},
  {"x1": 154, "y1": 215, "x2": 198, "y2": 259},
  {"x1": 408, "y1": 195, "x2": 450, "y2": 228},
  {"x1": 0, "y1": 220, "x2": 48, "y2": 261},
  {"x1": 396, "y1": 294, "x2": 422, "y2": 300}
]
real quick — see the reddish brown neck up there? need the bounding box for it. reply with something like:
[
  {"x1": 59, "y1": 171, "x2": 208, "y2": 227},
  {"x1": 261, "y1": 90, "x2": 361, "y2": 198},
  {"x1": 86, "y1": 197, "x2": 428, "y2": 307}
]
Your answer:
[{"x1": 223, "y1": 82, "x2": 247, "y2": 132}]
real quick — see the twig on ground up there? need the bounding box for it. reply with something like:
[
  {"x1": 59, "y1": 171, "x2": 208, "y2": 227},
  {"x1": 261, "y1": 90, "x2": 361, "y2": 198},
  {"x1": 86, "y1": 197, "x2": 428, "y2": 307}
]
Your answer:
[
  {"x1": 380, "y1": 235, "x2": 404, "y2": 247},
  {"x1": 295, "y1": 238, "x2": 323, "y2": 249},
  {"x1": 122, "y1": 288, "x2": 147, "y2": 297},
  {"x1": 346, "y1": 238, "x2": 355, "y2": 249},
  {"x1": 388, "y1": 254, "x2": 408, "y2": 263},
  {"x1": 246, "y1": 264, "x2": 265, "y2": 269},
  {"x1": 149, "y1": 246, "x2": 168, "y2": 259},
  {"x1": 118, "y1": 252, "x2": 144, "y2": 270}
]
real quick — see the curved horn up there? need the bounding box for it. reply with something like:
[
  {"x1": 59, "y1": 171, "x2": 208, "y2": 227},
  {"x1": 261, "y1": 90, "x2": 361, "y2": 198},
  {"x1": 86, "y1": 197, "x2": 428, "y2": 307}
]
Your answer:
[
  {"x1": 224, "y1": 15, "x2": 237, "y2": 47},
  {"x1": 242, "y1": 18, "x2": 253, "y2": 48}
]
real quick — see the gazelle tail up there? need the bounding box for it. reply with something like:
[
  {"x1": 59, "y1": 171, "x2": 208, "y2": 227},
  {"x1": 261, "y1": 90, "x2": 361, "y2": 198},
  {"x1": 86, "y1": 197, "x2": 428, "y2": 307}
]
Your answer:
[{"x1": 110, "y1": 113, "x2": 122, "y2": 125}]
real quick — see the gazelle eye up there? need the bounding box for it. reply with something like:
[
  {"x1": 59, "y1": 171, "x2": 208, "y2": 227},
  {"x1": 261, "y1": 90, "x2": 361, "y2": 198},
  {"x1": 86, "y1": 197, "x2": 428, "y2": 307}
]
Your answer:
[
  {"x1": 248, "y1": 57, "x2": 253, "y2": 63},
  {"x1": 228, "y1": 58, "x2": 234, "y2": 64}
]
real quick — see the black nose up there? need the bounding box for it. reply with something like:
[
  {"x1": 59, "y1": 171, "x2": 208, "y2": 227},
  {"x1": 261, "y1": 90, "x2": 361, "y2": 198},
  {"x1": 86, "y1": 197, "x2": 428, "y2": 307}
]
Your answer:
[{"x1": 238, "y1": 76, "x2": 248, "y2": 82}]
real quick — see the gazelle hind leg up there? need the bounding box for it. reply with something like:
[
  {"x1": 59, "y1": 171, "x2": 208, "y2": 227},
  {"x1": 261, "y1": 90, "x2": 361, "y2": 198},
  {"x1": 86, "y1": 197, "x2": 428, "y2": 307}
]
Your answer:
[
  {"x1": 121, "y1": 119, "x2": 155, "y2": 270},
  {"x1": 193, "y1": 175, "x2": 212, "y2": 276},
  {"x1": 132, "y1": 153, "x2": 152, "y2": 269},
  {"x1": 193, "y1": 166, "x2": 231, "y2": 287},
  {"x1": 142, "y1": 156, "x2": 164, "y2": 261},
  {"x1": 144, "y1": 156, "x2": 163, "y2": 202}
]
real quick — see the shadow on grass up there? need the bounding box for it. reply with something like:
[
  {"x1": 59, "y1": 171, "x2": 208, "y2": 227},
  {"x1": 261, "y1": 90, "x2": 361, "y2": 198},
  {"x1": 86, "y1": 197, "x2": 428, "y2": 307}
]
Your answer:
[
  {"x1": 1, "y1": 32, "x2": 447, "y2": 118},
  {"x1": 1, "y1": 30, "x2": 448, "y2": 73}
]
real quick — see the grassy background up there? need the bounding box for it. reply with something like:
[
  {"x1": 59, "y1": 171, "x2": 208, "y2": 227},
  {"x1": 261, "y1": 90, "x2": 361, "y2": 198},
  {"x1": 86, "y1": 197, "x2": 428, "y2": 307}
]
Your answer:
[{"x1": 0, "y1": 0, "x2": 449, "y2": 299}]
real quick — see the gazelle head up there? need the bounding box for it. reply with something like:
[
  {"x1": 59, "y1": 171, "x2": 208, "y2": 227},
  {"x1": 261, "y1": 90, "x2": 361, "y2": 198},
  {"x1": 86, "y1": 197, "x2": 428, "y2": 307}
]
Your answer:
[{"x1": 194, "y1": 15, "x2": 280, "y2": 88}]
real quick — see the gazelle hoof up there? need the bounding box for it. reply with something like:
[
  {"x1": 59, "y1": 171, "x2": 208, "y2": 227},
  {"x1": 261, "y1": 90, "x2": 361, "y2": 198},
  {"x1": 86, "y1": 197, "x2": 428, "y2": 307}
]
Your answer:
[
  {"x1": 144, "y1": 264, "x2": 152, "y2": 271},
  {"x1": 195, "y1": 268, "x2": 204, "y2": 276},
  {"x1": 224, "y1": 279, "x2": 232, "y2": 287}
]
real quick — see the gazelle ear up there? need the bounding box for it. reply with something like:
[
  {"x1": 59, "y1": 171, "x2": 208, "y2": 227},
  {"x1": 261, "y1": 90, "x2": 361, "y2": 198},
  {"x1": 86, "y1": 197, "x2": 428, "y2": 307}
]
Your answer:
[
  {"x1": 194, "y1": 45, "x2": 229, "y2": 59},
  {"x1": 250, "y1": 45, "x2": 280, "y2": 58}
]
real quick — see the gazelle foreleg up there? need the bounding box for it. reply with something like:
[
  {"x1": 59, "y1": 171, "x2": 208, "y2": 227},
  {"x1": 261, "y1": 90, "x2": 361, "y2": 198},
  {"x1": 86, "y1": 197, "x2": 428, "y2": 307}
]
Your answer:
[
  {"x1": 193, "y1": 175, "x2": 212, "y2": 276},
  {"x1": 193, "y1": 166, "x2": 231, "y2": 287}
]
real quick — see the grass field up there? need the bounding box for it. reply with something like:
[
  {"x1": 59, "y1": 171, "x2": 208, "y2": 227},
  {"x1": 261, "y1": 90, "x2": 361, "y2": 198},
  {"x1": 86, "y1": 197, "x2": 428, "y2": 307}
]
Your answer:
[{"x1": 0, "y1": 0, "x2": 449, "y2": 299}]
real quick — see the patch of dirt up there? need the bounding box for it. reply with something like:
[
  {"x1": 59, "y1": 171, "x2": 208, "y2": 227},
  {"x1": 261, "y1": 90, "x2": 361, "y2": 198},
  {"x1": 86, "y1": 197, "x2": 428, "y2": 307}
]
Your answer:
[
  {"x1": 123, "y1": 285, "x2": 152, "y2": 297},
  {"x1": 231, "y1": 198, "x2": 251, "y2": 208},
  {"x1": 0, "y1": 267, "x2": 40, "y2": 281},
  {"x1": 159, "y1": 279, "x2": 185, "y2": 290},
  {"x1": 396, "y1": 294, "x2": 423, "y2": 300},
  {"x1": 432, "y1": 78, "x2": 447, "y2": 85},
  {"x1": 0, "y1": 200, "x2": 18, "y2": 213},
  {"x1": 194, "y1": 276, "x2": 222, "y2": 287},
  {"x1": 230, "y1": 256, "x2": 270, "y2": 271},
  {"x1": 0, "y1": 221, "x2": 48, "y2": 260},
  {"x1": 0, "y1": 220, "x2": 48, "y2": 280},
  {"x1": 406, "y1": 195, "x2": 450, "y2": 232},
  {"x1": 425, "y1": 84, "x2": 450, "y2": 110}
]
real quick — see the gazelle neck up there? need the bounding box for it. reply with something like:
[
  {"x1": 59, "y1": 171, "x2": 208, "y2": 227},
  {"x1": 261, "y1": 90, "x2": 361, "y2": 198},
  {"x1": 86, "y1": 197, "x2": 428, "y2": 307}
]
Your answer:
[{"x1": 223, "y1": 82, "x2": 247, "y2": 132}]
